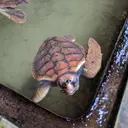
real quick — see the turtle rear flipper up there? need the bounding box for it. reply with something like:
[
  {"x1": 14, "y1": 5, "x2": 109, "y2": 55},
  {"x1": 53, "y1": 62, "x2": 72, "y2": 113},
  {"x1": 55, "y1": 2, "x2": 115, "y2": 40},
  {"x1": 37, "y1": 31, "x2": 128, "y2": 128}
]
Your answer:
[
  {"x1": 16, "y1": 0, "x2": 30, "y2": 6},
  {"x1": 0, "y1": 0, "x2": 29, "y2": 8},
  {"x1": 0, "y1": 8, "x2": 26, "y2": 23},
  {"x1": 32, "y1": 81, "x2": 51, "y2": 103},
  {"x1": 83, "y1": 38, "x2": 102, "y2": 78}
]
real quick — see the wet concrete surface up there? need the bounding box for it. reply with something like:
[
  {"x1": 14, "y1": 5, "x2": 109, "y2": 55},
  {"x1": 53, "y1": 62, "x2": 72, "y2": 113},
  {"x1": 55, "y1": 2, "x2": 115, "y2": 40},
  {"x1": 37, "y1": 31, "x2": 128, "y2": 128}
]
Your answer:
[
  {"x1": 114, "y1": 81, "x2": 128, "y2": 128},
  {"x1": 0, "y1": 85, "x2": 72, "y2": 128}
]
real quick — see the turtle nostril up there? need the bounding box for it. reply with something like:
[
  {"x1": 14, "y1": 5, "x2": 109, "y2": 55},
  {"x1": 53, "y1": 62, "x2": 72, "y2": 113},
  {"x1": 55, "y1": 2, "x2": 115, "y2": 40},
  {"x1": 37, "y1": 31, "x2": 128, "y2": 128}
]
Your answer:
[
  {"x1": 66, "y1": 80, "x2": 71, "y2": 84},
  {"x1": 61, "y1": 83, "x2": 66, "y2": 89}
]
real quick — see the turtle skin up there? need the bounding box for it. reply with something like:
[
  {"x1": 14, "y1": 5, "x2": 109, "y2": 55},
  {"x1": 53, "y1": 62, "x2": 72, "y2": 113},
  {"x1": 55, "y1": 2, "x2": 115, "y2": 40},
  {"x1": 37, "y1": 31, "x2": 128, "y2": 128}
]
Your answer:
[{"x1": 31, "y1": 36, "x2": 102, "y2": 103}]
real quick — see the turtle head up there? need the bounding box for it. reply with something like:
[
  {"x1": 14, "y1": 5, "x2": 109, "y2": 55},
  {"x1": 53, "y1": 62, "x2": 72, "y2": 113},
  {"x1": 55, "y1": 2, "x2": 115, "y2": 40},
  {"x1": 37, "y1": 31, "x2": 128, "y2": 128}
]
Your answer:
[{"x1": 57, "y1": 73, "x2": 80, "y2": 95}]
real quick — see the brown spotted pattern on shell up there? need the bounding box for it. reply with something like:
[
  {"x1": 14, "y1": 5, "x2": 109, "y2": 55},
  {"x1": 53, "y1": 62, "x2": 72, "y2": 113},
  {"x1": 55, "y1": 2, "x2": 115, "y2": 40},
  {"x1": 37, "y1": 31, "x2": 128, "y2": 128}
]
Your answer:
[{"x1": 32, "y1": 37, "x2": 85, "y2": 81}]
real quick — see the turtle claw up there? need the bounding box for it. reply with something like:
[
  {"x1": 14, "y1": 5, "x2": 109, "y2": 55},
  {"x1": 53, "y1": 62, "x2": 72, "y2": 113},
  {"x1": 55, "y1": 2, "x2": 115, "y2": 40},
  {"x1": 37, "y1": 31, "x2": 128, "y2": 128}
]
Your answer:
[
  {"x1": 32, "y1": 81, "x2": 51, "y2": 103},
  {"x1": 83, "y1": 38, "x2": 102, "y2": 78}
]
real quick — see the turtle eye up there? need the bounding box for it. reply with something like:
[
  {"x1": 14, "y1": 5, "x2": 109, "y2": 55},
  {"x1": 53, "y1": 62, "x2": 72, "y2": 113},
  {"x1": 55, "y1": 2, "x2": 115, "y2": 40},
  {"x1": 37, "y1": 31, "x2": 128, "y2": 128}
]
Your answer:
[{"x1": 66, "y1": 80, "x2": 71, "y2": 84}]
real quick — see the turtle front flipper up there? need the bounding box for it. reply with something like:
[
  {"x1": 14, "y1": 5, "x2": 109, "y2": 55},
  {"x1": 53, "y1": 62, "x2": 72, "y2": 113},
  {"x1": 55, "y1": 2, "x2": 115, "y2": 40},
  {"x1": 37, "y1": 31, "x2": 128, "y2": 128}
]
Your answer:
[
  {"x1": 83, "y1": 38, "x2": 102, "y2": 78},
  {"x1": 32, "y1": 81, "x2": 51, "y2": 103},
  {"x1": 0, "y1": 8, "x2": 26, "y2": 23}
]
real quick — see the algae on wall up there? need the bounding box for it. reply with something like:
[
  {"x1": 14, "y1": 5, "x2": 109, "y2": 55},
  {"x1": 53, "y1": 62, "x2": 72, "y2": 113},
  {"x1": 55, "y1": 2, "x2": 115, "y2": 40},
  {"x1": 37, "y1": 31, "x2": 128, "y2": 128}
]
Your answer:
[
  {"x1": 0, "y1": 122, "x2": 5, "y2": 128},
  {"x1": 0, "y1": 116, "x2": 18, "y2": 128}
]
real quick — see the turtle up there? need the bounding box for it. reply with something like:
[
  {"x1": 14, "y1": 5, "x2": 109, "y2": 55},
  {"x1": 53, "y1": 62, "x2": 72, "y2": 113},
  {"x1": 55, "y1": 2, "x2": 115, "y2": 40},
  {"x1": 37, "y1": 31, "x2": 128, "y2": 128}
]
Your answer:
[
  {"x1": 31, "y1": 36, "x2": 102, "y2": 103},
  {"x1": 0, "y1": 0, "x2": 29, "y2": 23}
]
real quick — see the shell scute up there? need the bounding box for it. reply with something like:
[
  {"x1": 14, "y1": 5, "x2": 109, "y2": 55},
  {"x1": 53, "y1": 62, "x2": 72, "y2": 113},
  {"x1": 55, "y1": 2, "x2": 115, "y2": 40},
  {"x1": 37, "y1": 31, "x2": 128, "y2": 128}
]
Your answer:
[
  {"x1": 32, "y1": 37, "x2": 85, "y2": 81},
  {"x1": 56, "y1": 37, "x2": 65, "y2": 42},
  {"x1": 61, "y1": 47, "x2": 81, "y2": 54},
  {"x1": 46, "y1": 69, "x2": 55, "y2": 76},
  {"x1": 65, "y1": 54, "x2": 83, "y2": 61},
  {"x1": 34, "y1": 54, "x2": 51, "y2": 71},
  {"x1": 49, "y1": 47, "x2": 61, "y2": 55},
  {"x1": 52, "y1": 74, "x2": 58, "y2": 80},
  {"x1": 69, "y1": 61, "x2": 78, "y2": 67},
  {"x1": 54, "y1": 61, "x2": 68, "y2": 71},
  {"x1": 50, "y1": 40, "x2": 58, "y2": 47},
  {"x1": 58, "y1": 68, "x2": 69, "y2": 76},
  {"x1": 39, "y1": 61, "x2": 54, "y2": 75},
  {"x1": 58, "y1": 42, "x2": 76, "y2": 48},
  {"x1": 52, "y1": 52, "x2": 64, "y2": 62}
]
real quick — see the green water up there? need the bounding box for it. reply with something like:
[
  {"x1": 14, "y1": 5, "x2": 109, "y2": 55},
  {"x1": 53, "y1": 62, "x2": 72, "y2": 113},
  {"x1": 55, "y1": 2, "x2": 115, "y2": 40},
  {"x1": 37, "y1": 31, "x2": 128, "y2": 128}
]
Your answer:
[{"x1": 0, "y1": 0, "x2": 128, "y2": 118}]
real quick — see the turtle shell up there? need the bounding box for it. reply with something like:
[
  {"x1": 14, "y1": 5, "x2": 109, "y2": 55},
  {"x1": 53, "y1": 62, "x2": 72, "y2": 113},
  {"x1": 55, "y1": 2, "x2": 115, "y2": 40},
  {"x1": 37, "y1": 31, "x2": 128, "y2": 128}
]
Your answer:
[{"x1": 32, "y1": 37, "x2": 85, "y2": 81}]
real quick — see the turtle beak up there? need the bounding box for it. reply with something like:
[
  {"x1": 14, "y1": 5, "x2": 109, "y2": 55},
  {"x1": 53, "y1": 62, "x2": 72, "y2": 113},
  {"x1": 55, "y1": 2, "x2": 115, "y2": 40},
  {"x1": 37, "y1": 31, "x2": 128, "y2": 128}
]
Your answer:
[{"x1": 65, "y1": 82, "x2": 79, "y2": 95}]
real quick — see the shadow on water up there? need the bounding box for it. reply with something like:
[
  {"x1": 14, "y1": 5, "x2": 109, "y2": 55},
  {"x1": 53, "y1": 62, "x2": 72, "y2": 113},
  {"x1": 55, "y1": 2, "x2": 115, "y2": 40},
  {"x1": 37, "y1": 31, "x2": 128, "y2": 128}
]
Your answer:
[{"x1": 21, "y1": 77, "x2": 37, "y2": 98}]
